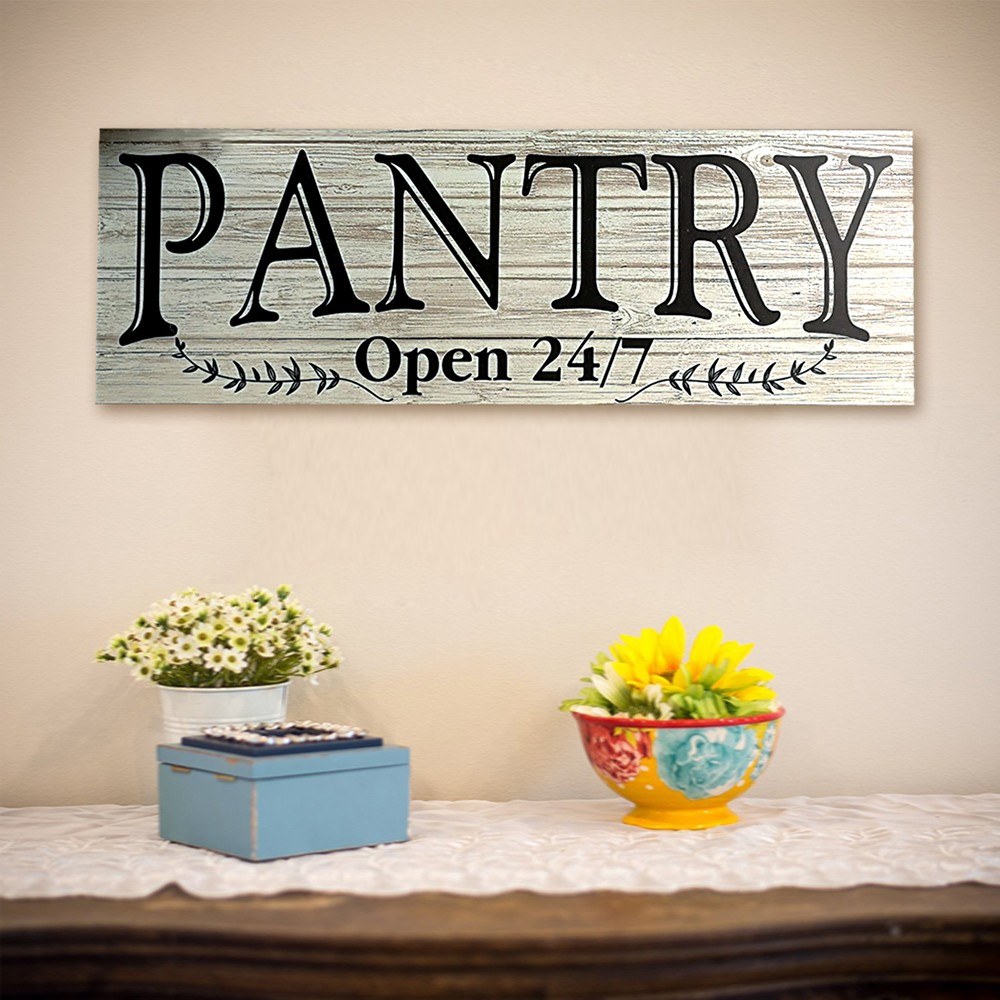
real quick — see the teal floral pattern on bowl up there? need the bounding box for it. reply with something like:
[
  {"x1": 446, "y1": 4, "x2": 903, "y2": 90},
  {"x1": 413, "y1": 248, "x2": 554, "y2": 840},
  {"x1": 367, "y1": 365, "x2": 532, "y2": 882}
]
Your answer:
[
  {"x1": 654, "y1": 726, "x2": 757, "y2": 800},
  {"x1": 748, "y1": 722, "x2": 777, "y2": 781}
]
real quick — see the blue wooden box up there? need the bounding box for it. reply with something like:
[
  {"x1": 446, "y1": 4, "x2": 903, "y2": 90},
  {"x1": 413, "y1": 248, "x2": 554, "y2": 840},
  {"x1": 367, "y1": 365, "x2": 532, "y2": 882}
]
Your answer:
[{"x1": 157, "y1": 742, "x2": 409, "y2": 861}]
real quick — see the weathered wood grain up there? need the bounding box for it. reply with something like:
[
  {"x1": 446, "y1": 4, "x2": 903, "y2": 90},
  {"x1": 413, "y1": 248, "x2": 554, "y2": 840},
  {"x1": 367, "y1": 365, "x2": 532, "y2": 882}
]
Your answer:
[
  {"x1": 97, "y1": 130, "x2": 913, "y2": 405},
  {"x1": 4, "y1": 885, "x2": 998, "y2": 998}
]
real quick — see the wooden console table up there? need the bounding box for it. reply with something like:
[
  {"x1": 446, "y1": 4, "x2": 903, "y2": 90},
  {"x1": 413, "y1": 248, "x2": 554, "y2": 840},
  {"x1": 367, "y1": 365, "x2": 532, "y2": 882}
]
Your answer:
[{"x1": 4, "y1": 883, "x2": 1000, "y2": 999}]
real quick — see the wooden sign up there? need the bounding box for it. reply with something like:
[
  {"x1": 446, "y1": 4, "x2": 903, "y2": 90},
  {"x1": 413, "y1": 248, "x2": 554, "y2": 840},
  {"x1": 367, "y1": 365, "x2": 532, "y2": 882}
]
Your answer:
[{"x1": 97, "y1": 130, "x2": 912, "y2": 404}]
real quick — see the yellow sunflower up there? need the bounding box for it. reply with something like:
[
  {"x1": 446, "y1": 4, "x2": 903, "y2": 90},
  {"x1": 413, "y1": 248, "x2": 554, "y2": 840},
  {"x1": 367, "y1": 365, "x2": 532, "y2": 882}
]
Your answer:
[
  {"x1": 609, "y1": 617, "x2": 685, "y2": 689},
  {"x1": 610, "y1": 617, "x2": 775, "y2": 705}
]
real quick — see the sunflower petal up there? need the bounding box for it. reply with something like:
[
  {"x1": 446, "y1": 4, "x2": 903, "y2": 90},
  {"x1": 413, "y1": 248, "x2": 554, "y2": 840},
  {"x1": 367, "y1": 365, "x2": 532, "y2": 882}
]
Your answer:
[
  {"x1": 737, "y1": 667, "x2": 774, "y2": 684},
  {"x1": 719, "y1": 668, "x2": 774, "y2": 691},
  {"x1": 610, "y1": 638, "x2": 634, "y2": 665},
  {"x1": 733, "y1": 685, "x2": 776, "y2": 702},
  {"x1": 659, "y1": 616, "x2": 686, "y2": 672},
  {"x1": 688, "y1": 625, "x2": 724, "y2": 671},
  {"x1": 614, "y1": 660, "x2": 650, "y2": 689},
  {"x1": 714, "y1": 640, "x2": 753, "y2": 670},
  {"x1": 632, "y1": 628, "x2": 656, "y2": 670},
  {"x1": 653, "y1": 676, "x2": 682, "y2": 694},
  {"x1": 674, "y1": 663, "x2": 692, "y2": 690}
]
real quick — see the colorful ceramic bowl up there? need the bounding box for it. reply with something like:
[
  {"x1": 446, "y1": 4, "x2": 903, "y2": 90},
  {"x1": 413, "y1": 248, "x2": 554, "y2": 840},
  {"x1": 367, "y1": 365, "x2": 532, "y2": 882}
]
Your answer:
[{"x1": 573, "y1": 708, "x2": 784, "y2": 830}]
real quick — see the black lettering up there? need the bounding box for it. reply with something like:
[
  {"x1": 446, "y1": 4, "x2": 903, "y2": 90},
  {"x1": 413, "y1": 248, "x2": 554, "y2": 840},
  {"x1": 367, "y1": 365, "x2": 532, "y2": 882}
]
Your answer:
[
  {"x1": 117, "y1": 153, "x2": 225, "y2": 345},
  {"x1": 231, "y1": 150, "x2": 368, "y2": 327},
  {"x1": 402, "y1": 347, "x2": 440, "y2": 396},
  {"x1": 375, "y1": 153, "x2": 516, "y2": 311},
  {"x1": 651, "y1": 155, "x2": 779, "y2": 326},
  {"x1": 441, "y1": 347, "x2": 473, "y2": 382},
  {"x1": 521, "y1": 155, "x2": 647, "y2": 311},
  {"x1": 775, "y1": 154, "x2": 893, "y2": 341},
  {"x1": 355, "y1": 336, "x2": 400, "y2": 382},
  {"x1": 475, "y1": 346, "x2": 510, "y2": 381}
]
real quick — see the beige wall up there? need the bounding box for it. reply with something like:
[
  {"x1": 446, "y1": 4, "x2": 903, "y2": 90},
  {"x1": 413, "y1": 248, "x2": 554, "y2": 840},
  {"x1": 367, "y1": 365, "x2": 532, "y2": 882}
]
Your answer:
[{"x1": 1, "y1": 0, "x2": 998, "y2": 806}]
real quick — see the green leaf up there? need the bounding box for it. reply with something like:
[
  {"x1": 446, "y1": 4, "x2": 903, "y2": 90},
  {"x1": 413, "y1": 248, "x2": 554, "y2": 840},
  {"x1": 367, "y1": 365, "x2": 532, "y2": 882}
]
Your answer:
[
  {"x1": 669, "y1": 692, "x2": 697, "y2": 719},
  {"x1": 578, "y1": 687, "x2": 610, "y2": 708},
  {"x1": 699, "y1": 661, "x2": 726, "y2": 688},
  {"x1": 735, "y1": 700, "x2": 775, "y2": 716}
]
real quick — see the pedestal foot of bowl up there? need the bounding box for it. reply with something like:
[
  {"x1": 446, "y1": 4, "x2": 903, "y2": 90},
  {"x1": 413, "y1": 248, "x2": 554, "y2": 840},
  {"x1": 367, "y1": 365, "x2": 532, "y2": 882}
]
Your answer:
[{"x1": 622, "y1": 804, "x2": 738, "y2": 830}]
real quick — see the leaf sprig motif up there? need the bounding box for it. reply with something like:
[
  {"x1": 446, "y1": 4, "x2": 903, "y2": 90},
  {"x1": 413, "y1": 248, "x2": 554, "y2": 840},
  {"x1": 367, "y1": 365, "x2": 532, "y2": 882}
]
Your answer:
[
  {"x1": 172, "y1": 339, "x2": 392, "y2": 402},
  {"x1": 618, "y1": 341, "x2": 838, "y2": 403}
]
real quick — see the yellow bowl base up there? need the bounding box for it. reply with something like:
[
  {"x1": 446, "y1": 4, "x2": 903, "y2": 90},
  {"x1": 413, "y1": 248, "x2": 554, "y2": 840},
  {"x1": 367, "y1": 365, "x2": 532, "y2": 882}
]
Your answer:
[{"x1": 622, "y1": 804, "x2": 739, "y2": 831}]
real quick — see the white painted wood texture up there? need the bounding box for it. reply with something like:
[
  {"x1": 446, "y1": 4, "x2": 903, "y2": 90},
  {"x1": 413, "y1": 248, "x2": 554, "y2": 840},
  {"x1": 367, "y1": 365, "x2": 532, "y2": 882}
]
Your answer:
[{"x1": 97, "y1": 130, "x2": 913, "y2": 404}]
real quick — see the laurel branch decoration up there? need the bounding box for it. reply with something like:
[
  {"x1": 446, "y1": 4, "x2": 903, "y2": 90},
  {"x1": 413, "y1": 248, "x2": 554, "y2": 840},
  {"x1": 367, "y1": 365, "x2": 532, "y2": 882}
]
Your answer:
[
  {"x1": 171, "y1": 338, "x2": 393, "y2": 402},
  {"x1": 616, "y1": 341, "x2": 838, "y2": 403}
]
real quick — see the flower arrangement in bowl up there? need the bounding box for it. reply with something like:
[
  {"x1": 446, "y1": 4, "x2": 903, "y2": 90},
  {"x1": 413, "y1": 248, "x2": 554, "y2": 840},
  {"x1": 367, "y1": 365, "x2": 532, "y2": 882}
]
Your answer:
[
  {"x1": 97, "y1": 585, "x2": 342, "y2": 741},
  {"x1": 560, "y1": 617, "x2": 783, "y2": 830}
]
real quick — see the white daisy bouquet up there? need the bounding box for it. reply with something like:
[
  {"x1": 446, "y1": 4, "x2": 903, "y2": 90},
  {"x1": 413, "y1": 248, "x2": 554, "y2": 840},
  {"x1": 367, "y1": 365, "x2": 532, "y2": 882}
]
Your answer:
[{"x1": 96, "y1": 585, "x2": 342, "y2": 688}]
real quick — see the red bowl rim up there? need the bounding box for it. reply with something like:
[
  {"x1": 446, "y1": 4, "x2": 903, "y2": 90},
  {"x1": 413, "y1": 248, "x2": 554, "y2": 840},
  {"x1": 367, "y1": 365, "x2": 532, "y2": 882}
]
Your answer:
[{"x1": 571, "y1": 706, "x2": 785, "y2": 728}]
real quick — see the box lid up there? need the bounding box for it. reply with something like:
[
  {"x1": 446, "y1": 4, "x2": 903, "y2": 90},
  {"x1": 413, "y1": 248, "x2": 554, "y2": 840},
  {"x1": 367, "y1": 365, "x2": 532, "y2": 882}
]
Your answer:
[{"x1": 157, "y1": 742, "x2": 409, "y2": 779}]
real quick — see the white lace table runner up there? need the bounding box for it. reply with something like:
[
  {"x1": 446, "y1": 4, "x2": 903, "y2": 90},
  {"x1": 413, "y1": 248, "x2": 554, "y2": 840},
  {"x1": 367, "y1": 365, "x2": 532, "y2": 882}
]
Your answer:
[{"x1": 1, "y1": 795, "x2": 998, "y2": 900}]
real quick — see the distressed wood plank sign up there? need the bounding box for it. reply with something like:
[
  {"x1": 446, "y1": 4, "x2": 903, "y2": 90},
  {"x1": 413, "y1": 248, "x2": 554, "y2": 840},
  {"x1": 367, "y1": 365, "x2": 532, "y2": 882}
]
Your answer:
[{"x1": 97, "y1": 130, "x2": 913, "y2": 404}]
